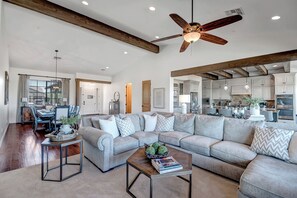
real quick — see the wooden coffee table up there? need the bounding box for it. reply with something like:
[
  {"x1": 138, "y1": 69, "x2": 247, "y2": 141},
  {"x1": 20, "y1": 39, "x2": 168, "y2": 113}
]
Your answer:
[{"x1": 126, "y1": 146, "x2": 192, "y2": 198}]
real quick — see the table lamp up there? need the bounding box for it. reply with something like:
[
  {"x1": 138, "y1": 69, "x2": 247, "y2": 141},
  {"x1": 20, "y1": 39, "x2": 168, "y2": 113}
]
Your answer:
[
  {"x1": 179, "y1": 95, "x2": 190, "y2": 114},
  {"x1": 21, "y1": 97, "x2": 28, "y2": 107}
]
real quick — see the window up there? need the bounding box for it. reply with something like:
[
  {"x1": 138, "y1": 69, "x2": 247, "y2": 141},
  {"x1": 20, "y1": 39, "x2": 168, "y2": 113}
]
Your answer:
[{"x1": 28, "y1": 79, "x2": 62, "y2": 105}]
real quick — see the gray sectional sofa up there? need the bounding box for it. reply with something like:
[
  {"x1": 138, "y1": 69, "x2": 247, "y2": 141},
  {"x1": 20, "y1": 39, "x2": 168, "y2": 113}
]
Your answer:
[{"x1": 78, "y1": 113, "x2": 297, "y2": 198}]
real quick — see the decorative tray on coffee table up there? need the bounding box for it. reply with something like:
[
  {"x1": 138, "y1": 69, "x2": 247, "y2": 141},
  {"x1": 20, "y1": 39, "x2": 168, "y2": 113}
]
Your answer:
[{"x1": 45, "y1": 130, "x2": 78, "y2": 142}]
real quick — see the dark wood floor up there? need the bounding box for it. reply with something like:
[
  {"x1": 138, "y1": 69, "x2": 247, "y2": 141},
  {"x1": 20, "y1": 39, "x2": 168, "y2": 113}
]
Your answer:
[{"x1": 0, "y1": 124, "x2": 80, "y2": 173}]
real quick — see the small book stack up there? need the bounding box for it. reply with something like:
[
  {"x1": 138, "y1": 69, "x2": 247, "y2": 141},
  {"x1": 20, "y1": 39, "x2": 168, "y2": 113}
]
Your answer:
[{"x1": 151, "y1": 156, "x2": 183, "y2": 174}]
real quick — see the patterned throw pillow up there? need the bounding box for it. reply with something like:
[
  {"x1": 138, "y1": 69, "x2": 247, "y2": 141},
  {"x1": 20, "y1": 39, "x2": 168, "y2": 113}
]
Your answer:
[
  {"x1": 115, "y1": 117, "x2": 136, "y2": 137},
  {"x1": 99, "y1": 115, "x2": 120, "y2": 138},
  {"x1": 155, "y1": 114, "x2": 174, "y2": 132},
  {"x1": 250, "y1": 127, "x2": 294, "y2": 161}
]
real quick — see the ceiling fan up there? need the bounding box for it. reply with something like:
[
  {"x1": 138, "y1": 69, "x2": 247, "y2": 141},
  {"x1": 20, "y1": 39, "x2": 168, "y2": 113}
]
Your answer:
[{"x1": 151, "y1": 0, "x2": 243, "y2": 52}]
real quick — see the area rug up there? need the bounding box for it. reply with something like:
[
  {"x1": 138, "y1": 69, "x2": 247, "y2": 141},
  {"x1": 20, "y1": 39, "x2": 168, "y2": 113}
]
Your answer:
[{"x1": 0, "y1": 155, "x2": 238, "y2": 198}]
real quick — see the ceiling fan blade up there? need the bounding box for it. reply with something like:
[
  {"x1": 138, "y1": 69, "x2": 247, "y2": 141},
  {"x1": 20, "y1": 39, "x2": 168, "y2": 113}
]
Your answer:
[
  {"x1": 201, "y1": 15, "x2": 243, "y2": 32},
  {"x1": 169, "y1": 14, "x2": 191, "y2": 30},
  {"x1": 200, "y1": 33, "x2": 228, "y2": 45},
  {"x1": 151, "y1": 34, "x2": 182, "y2": 43},
  {"x1": 180, "y1": 41, "x2": 190, "y2": 52}
]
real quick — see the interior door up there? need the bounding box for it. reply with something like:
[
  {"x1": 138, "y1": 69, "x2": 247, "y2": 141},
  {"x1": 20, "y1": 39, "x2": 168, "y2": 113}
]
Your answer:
[
  {"x1": 126, "y1": 83, "x2": 132, "y2": 113},
  {"x1": 81, "y1": 86, "x2": 97, "y2": 115},
  {"x1": 142, "y1": 80, "x2": 151, "y2": 112}
]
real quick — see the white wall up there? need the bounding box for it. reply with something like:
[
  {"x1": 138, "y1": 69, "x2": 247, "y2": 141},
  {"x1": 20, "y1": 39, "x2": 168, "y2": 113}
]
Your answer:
[
  {"x1": 109, "y1": 41, "x2": 297, "y2": 114},
  {"x1": 9, "y1": 67, "x2": 112, "y2": 123},
  {"x1": 0, "y1": 0, "x2": 10, "y2": 146}
]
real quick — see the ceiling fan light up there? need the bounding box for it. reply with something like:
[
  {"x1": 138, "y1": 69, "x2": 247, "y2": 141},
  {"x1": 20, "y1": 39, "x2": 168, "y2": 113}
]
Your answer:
[{"x1": 183, "y1": 32, "x2": 201, "y2": 43}]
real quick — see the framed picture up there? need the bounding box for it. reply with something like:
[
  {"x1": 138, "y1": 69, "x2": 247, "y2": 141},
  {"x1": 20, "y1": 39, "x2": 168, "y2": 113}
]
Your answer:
[
  {"x1": 4, "y1": 71, "x2": 9, "y2": 105},
  {"x1": 153, "y1": 88, "x2": 165, "y2": 109}
]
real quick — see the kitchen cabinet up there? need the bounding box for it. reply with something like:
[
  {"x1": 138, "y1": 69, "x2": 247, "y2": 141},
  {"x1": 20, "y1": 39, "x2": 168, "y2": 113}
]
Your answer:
[
  {"x1": 275, "y1": 85, "x2": 294, "y2": 95},
  {"x1": 202, "y1": 89, "x2": 210, "y2": 98},
  {"x1": 212, "y1": 87, "x2": 231, "y2": 100},
  {"x1": 252, "y1": 76, "x2": 274, "y2": 100},
  {"x1": 274, "y1": 73, "x2": 295, "y2": 95},
  {"x1": 183, "y1": 80, "x2": 199, "y2": 94}
]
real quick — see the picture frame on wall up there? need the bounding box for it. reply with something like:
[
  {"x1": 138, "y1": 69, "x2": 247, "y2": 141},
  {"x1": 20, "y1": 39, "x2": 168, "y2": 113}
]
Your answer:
[
  {"x1": 4, "y1": 71, "x2": 9, "y2": 105},
  {"x1": 153, "y1": 88, "x2": 165, "y2": 109}
]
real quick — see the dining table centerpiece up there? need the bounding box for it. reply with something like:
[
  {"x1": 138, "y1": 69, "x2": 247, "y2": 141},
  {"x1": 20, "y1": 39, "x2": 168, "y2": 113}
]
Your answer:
[{"x1": 243, "y1": 97, "x2": 264, "y2": 116}]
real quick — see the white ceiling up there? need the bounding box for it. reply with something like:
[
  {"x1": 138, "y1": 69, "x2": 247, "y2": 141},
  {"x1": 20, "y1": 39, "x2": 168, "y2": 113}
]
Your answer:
[{"x1": 3, "y1": 0, "x2": 297, "y2": 76}]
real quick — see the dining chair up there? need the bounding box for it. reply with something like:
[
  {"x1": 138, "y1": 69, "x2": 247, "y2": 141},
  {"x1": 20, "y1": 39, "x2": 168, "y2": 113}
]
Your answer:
[
  {"x1": 219, "y1": 109, "x2": 232, "y2": 117},
  {"x1": 29, "y1": 106, "x2": 51, "y2": 132},
  {"x1": 52, "y1": 106, "x2": 69, "y2": 131}
]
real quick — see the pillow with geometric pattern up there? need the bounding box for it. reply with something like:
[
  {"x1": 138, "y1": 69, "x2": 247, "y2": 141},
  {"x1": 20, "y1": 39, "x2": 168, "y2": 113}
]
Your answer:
[
  {"x1": 154, "y1": 114, "x2": 174, "y2": 132},
  {"x1": 250, "y1": 127, "x2": 294, "y2": 161},
  {"x1": 115, "y1": 117, "x2": 135, "y2": 137}
]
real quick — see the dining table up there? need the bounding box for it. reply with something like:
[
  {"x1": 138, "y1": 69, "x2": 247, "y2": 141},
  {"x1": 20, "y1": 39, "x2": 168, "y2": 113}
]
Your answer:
[{"x1": 37, "y1": 109, "x2": 55, "y2": 119}]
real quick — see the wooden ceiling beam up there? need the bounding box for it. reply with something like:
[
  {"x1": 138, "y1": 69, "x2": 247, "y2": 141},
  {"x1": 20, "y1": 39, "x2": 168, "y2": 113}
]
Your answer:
[
  {"x1": 255, "y1": 65, "x2": 268, "y2": 75},
  {"x1": 196, "y1": 73, "x2": 218, "y2": 80},
  {"x1": 4, "y1": 0, "x2": 159, "y2": 53},
  {"x1": 232, "y1": 67, "x2": 249, "y2": 77},
  {"x1": 171, "y1": 49, "x2": 297, "y2": 77},
  {"x1": 212, "y1": 71, "x2": 233, "y2": 79}
]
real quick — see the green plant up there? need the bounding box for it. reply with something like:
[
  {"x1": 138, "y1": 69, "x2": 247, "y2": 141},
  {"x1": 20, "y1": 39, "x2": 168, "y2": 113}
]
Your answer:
[
  {"x1": 243, "y1": 97, "x2": 264, "y2": 105},
  {"x1": 60, "y1": 115, "x2": 80, "y2": 126}
]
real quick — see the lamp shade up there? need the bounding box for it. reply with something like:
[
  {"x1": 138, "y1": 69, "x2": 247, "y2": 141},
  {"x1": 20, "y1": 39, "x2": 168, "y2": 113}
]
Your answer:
[
  {"x1": 21, "y1": 97, "x2": 28, "y2": 102},
  {"x1": 179, "y1": 95, "x2": 190, "y2": 103}
]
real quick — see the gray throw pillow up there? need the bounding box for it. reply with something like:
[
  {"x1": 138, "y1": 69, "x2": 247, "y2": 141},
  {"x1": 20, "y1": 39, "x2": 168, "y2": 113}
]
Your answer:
[
  {"x1": 173, "y1": 114, "x2": 195, "y2": 134},
  {"x1": 155, "y1": 114, "x2": 174, "y2": 132},
  {"x1": 250, "y1": 127, "x2": 294, "y2": 161},
  {"x1": 289, "y1": 132, "x2": 297, "y2": 164},
  {"x1": 115, "y1": 117, "x2": 136, "y2": 137},
  {"x1": 91, "y1": 115, "x2": 112, "y2": 129},
  {"x1": 195, "y1": 115, "x2": 224, "y2": 140}
]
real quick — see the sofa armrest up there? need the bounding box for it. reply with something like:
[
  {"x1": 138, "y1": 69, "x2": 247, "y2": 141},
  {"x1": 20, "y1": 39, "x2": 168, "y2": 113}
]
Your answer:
[{"x1": 78, "y1": 127, "x2": 113, "y2": 151}]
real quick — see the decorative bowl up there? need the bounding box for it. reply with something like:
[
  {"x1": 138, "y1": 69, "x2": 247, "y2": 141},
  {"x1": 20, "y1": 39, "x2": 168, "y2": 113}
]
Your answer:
[
  {"x1": 45, "y1": 130, "x2": 78, "y2": 142},
  {"x1": 144, "y1": 144, "x2": 169, "y2": 159}
]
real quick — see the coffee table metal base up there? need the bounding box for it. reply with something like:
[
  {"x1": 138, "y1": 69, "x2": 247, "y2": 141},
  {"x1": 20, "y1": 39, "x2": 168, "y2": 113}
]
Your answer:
[{"x1": 126, "y1": 162, "x2": 192, "y2": 198}]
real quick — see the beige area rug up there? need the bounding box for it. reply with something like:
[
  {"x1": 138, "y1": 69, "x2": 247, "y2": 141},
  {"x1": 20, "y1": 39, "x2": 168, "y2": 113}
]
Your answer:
[{"x1": 0, "y1": 155, "x2": 238, "y2": 198}]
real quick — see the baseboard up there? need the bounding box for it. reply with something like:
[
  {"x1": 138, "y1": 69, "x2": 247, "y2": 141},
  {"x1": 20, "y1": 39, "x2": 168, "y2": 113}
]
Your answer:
[{"x1": 0, "y1": 123, "x2": 9, "y2": 148}]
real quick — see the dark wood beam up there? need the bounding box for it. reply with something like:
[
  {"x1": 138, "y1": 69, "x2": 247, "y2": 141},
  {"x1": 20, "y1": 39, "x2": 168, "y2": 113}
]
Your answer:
[
  {"x1": 171, "y1": 49, "x2": 297, "y2": 77},
  {"x1": 212, "y1": 71, "x2": 233, "y2": 79},
  {"x1": 196, "y1": 73, "x2": 218, "y2": 80},
  {"x1": 4, "y1": 0, "x2": 159, "y2": 53},
  {"x1": 233, "y1": 68, "x2": 249, "y2": 77},
  {"x1": 255, "y1": 65, "x2": 268, "y2": 75}
]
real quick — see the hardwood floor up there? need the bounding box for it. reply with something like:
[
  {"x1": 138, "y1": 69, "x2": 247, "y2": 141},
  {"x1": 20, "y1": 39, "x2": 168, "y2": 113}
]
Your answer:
[{"x1": 0, "y1": 124, "x2": 80, "y2": 173}]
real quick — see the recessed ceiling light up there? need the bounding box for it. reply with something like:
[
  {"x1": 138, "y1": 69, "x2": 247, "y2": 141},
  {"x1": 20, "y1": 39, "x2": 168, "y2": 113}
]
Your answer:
[
  {"x1": 82, "y1": 1, "x2": 88, "y2": 6},
  {"x1": 273, "y1": 65, "x2": 278, "y2": 67},
  {"x1": 149, "y1": 6, "x2": 156, "y2": 11},
  {"x1": 105, "y1": 66, "x2": 109, "y2": 69},
  {"x1": 271, "y1": 16, "x2": 280, "y2": 20},
  {"x1": 155, "y1": 36, "x2": 160, "y2": 39},
  {"x1": 124, "y1": 51, "x2": 128, "y2": 55}
]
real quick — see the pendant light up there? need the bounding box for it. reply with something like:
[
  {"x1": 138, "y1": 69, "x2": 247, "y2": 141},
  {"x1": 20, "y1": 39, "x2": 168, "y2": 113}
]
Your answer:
[
  {"x1": 244, "y1": 67, "x2": 249, "y2": 90},
  {"x1": 224, "y1": 79, "x2": 228, "y2": 91},
  {"x1": 53, "y1": 50, "x2": 61, "y2": 90}
]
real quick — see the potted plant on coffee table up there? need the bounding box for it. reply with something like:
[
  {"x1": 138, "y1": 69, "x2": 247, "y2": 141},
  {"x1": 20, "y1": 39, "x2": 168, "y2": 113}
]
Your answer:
[
  {"x1": 243, "y1": 97, "x2": 264, "y2": 116},
  {"x1": 60, "y1": 116, "x2": 79, "y2": 134}
]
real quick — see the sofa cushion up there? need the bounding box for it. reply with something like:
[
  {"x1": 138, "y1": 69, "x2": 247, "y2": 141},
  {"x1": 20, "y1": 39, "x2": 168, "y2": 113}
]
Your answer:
[
  {"x1": 131, "y1": 131, "x2": 159, "y2": 146},
  {"x1": 289, "y1": 132, "x2": 297, "y2": 164},
  {"x1": 143, "y1": 114, "x2": 157, "y2": 132},
  {"x1": 173, "y1": 114, "x2": 195, "y2": 134},
  {"x1": 115, "y1": 117, "x2": 136, "y2": 137},
  {"x1": 223, "y1": 118, "x2": 265, "y2": 145},
  {"x1": 159, "y1": 131, "x2": 191, "y2": 146},
  {"x1": 99, "y1": 115, "x2": 120, "y2": 138},
  {"x1": 113, "y1": 136, "x2": 139, "y2": 155},
  {"x1": 155, "y1": 114, "x2": 174, "y2": 132},
  {"x1": 211, "y1": 141, "x2": 257, "y2": 168},
  {"x1": 195, "y1": 115, "x2": 224, "y2": 140},
  {"x1": 119, "y1": 114, "x2": 141, "y2": 131},
  {"x1": 180, "y1": 135, "x2": 220, "y2": 156},
  {"x1": 250, "y1": 127, "x2": 294, "y2": 161},
  {"x1": 240, "y1": 155, "x2": 297, "y2": 198},
  {"x1": 91, "y1": 115, "x2": 112, "y2": 129}
]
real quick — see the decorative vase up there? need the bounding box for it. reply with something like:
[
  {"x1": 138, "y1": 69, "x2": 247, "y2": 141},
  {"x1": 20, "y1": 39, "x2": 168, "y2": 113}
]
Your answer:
[
  {"x1": 250, "y1": 103, "x2": 260, "y2": 116},
  {"x1": 60, "y1": 124, "x2": 72, "y2": 134}
]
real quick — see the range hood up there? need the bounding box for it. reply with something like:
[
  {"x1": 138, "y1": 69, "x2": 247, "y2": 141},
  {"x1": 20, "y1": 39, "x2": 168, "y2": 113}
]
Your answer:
[{"x1": 231, "y1": 85, "x2": 251, "y2": 95}]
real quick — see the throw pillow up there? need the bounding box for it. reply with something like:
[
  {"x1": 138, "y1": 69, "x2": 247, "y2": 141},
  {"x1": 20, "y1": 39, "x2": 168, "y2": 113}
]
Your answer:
[
  {"x1": 98, "y1": 115, "x2": 120, "y2": 138},
  {"x1": 250, "y1": 127, "x2": 294, "y2": 161},
  {"x1": 143, "y1": 114, "x2": 157, "y2": 132},
  {"x1": 173, "y1": 113, "x2": 195, "y2": 134},
  {"x1": 116, "y1": 117, "x2": 136, "y2": 137},
  {"x1": 155, "y1": 114, "x2": 174, "y2": 132},
  {"x1": 91, "y1": 115, "x2": 112, "y2": 129},
  {"x1": 119, "y1": 114, "x2": 141, "y2": 131}
]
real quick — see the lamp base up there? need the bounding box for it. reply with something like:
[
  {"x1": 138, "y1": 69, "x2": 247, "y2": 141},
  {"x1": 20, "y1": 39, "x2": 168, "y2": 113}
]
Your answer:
[{"x1": 181, "y1": 103, "x2": 187, "y2": 114}]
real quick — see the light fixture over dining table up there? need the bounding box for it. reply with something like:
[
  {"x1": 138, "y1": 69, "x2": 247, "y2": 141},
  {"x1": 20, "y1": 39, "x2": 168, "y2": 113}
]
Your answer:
[{"x1": 53, "y1": 50, "x2": 61, "y2": 90}]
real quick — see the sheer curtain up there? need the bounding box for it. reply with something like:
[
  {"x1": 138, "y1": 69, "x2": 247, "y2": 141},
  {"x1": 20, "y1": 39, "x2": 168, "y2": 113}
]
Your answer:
[
  {"x1": 61, "y1": 78, "x2": 70, "y2": 104},
  {"x1": 17, "y1": 74, "x2": 29, "y2": 122}
]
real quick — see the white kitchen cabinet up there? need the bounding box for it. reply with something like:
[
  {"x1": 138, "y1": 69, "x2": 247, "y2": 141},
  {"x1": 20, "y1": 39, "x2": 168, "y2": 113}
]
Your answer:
[
  {"x1": 252, "y1": 76, "x2": 273, "y2": 86},
  {"x1": 231, "y1": 85, "x2": 251, "y2": 95},
  {"x1": 183, "y1": 80, "x2": 199, "y2": 94},
  {"x1": 252, "y1": 86, "x2": 273, "y2": 100},
  {"x1": 274, "y1": 73, "x2": 295, "y2": 95},
  {"x1": 252, "y1": 87, "x2": 262, "y2": 98},
  {"x1": 212, "y1": 87, "x2": 231, "y2": 100},
  {"x1": 202, "y1": 89, "x2": 210, "y2": 98},
  {"x1": 275, "y1": 85, "x2": 294, "y2": 94}
]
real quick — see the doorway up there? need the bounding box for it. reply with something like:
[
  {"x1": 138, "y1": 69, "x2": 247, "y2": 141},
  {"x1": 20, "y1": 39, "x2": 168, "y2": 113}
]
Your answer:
[
  {"x1": 126, "y1": 83, "x2": 132, "y2": 114},
  {"x1": 142, "y1": 80, "x2": 151, "y2": 112},
  {"x1": 79, "y1": 82, "x2": 103, "y2": 115}
]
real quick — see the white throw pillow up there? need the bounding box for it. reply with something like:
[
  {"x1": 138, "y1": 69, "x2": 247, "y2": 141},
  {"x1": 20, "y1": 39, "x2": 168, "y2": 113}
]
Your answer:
[
  {"x1": 143, "y1": 114, "x2": 157, "y2": 132},
  {"x1": 99, "y1": 115, "x2": 120, "y2": 138},
  {"x1": 250, "y1": 127, "x2": 294, "y2": 161},
  {"x1": 116, "y1": 117, "x2": 135, "y2": 137},
  {"x1": 155, "y1": 114, "x2": 174, "y2": 132}
]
